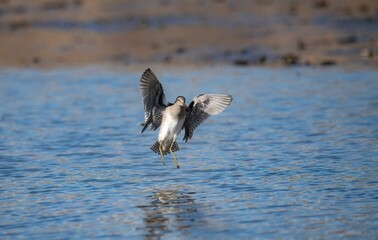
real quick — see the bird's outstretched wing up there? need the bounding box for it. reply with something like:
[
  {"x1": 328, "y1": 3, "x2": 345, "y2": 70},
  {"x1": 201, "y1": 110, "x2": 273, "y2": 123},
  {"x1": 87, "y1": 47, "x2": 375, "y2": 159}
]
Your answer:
[
  {"x1": 140, "y1": 68, "x2": 167, "y2": 133},
  {"x1": 183, "y1": 94, "x2": 232, "y2": 142}
]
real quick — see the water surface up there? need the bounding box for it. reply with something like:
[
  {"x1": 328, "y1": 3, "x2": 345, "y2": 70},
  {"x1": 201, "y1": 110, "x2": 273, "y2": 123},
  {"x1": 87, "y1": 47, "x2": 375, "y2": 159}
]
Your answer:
[{"x1": 0, "y1": 66, "x2": 377, "y2": 239}]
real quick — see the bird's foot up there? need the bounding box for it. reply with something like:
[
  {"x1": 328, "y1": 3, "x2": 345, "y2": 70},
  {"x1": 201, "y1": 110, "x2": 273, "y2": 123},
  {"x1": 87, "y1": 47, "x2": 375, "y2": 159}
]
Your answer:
[
  {"x1": 173, "y1": 157, "x2": 180, "y2": 169},
  {"x1": 169, "y1": 142, "x2": 179, "y2": 168},
  {"x1": 159, "y1": 144, "x2": 165, "y2": 165}
]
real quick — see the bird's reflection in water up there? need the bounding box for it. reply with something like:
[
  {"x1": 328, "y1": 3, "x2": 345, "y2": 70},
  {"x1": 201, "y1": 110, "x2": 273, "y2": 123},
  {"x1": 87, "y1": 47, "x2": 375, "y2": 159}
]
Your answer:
[{"x1": 138, "y1": 189, "x2": 205, "y2": 239}]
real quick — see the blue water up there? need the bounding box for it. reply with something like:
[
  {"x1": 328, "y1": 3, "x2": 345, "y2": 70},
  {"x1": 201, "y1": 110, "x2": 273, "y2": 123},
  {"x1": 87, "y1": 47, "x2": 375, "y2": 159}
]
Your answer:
[{"x1": 1, "y1": 66, "x2": 377, "y2": 239}]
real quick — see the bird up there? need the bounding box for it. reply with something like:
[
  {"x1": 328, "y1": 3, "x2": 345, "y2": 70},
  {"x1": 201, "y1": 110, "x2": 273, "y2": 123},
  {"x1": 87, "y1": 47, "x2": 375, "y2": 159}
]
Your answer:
[{"x1": 139, "y1": 68, "x2": 232, "y2": 168}]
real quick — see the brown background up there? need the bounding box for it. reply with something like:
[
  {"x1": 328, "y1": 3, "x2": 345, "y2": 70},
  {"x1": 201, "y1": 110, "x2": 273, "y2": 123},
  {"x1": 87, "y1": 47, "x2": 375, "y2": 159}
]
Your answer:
[{"x1": 0, "y1": 0, "x2": 377, "y2": 68}]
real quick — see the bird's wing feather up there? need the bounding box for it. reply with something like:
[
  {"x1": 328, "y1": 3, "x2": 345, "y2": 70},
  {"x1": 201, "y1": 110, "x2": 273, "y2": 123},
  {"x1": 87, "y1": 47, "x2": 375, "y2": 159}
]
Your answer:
[
  {"x1": 183, "y1": 94, "x2": 232, "y2": 142},
  {"x1": 140, "y1": 68, "x2": 167, "y2": 133}
]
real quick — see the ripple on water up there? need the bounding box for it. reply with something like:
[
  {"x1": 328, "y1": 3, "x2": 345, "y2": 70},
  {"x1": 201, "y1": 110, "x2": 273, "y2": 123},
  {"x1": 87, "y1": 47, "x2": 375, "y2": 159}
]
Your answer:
[{"x1": 0, "y1": 67, "x2": 377, "y2": 239}]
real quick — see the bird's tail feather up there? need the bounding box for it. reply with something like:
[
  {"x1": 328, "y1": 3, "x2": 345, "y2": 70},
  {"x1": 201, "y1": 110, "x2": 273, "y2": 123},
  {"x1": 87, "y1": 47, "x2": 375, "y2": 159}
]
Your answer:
[{"x1": 150, "y1": 141, "x2": 180, "y2": 155}]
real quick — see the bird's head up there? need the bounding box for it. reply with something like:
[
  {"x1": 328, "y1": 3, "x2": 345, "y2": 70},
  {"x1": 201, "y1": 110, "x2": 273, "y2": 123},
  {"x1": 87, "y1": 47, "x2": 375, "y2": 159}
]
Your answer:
[{"x1": 175, "y1": 96, "x2": 186, "y2": 105}]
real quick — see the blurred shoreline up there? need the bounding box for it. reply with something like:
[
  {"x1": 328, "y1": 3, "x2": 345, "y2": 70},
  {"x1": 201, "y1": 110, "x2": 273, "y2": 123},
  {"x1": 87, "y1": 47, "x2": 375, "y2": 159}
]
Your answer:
[{"x1": 0, "y1": 0, "x2": 377, "y2": 69}]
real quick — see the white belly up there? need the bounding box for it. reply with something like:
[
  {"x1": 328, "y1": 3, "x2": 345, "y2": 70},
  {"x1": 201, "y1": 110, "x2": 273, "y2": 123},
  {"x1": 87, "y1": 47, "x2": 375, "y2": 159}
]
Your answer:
[{"x1": 158, "y1": 112, "x2": 185, "y2": 151}]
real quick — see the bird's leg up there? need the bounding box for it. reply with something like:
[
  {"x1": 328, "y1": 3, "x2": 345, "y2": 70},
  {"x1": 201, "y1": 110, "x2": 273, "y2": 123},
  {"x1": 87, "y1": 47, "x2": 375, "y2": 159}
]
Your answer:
[
  {"x1": 169, "y1": 142, "x2": 179, "y2": 169},
  {"x1": 159, "y1": 143, "x2": 165, "y2": 165}
]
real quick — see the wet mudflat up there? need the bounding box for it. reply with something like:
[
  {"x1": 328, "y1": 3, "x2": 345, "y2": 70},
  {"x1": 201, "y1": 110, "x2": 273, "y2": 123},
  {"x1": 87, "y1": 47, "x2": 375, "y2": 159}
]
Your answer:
[
  {"x1": 0, "y1": 0, "x2": 377, "y2": 67},
  {"x1": 0, "y1": 66, "x2": 377, "y2": 239}
]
